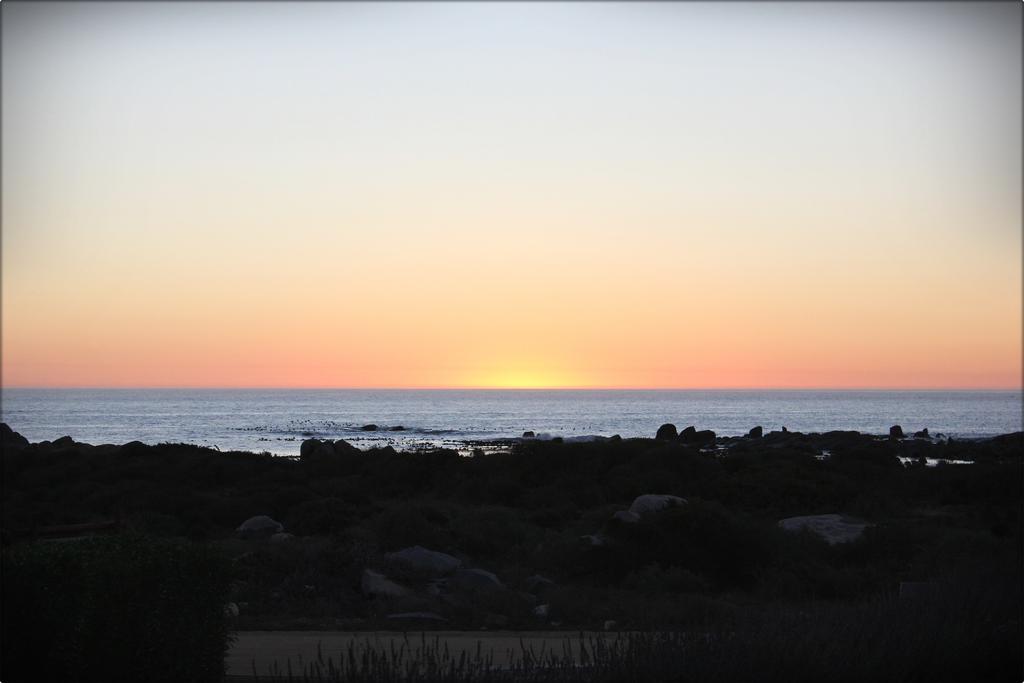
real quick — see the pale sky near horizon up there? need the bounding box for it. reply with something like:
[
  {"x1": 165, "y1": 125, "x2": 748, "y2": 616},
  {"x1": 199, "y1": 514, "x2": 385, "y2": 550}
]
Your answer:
[{"x1": 2, "y1": 1, "x2": 1021, "y2": 389}]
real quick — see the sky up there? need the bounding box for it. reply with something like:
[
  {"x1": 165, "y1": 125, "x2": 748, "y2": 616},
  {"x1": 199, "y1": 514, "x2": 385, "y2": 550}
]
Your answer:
[{"x1": 2, "y1": 1, "x2": 1021, "y2": 389}]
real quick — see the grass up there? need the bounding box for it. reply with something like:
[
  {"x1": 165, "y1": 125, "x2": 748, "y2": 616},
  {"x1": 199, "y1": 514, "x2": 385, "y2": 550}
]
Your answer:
[{"x1": 248, "y1": 571, "x2": 1022, "y2": 682}]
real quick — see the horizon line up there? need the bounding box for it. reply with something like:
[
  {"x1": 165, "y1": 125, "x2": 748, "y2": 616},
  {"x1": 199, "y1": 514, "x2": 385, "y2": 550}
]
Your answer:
[{"x1": 2, "y1": 385, "x2": 1021, "y2": 392}]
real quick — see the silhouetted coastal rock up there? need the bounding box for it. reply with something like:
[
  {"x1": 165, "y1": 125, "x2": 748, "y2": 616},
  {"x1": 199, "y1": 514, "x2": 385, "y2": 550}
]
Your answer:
[
  {"x1": 655, "y1": 423, "x2": 678, "y2": 440},
  {"x1": 391, "y1": 426, "x2": 406, "y2": 431},
  {"x1": 333, "y1": 439, "x2": 359, "y2": 454},
  {"x1": 692, "y1": 429, "x2": 716, "y2": 445},
  {"x1": 679, "y1": 426, "x2": 697, "y2": 442},
  {"x1": 1, "y1": 423, "x2": 29, "y2": 450},
  {"x1": 300, "y1": 438, "x2": 322, "y2": 458},
  {"x1": 747, "y1": 426, "x2": 763, "y2": 438},
  {"x1": 914, "y1": 428, "x2": 930, "y2": 439},
  {"x1": 890, "y1": 425, "x2": 904, "y2": 439},
  {"x1": 522, "y1": 431, "x2": 535, "y2": 438},
  {"x1": 361, "y1": 424, "x2": 379, "y2": 432}
]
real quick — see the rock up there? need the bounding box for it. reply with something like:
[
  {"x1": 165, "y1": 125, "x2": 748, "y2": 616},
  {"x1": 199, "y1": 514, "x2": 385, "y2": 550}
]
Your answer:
[
  {"x1": 361, "y1": 569, "x2": 412, "y2": 598},
  {"x1": 390, "y1": 426, "x2": 406, "y2": 431},
  {"x1": 655, "y1": 423, "x2": 678, "y2": 440},
  {"x1": 300, "y1": 438, "x2": 330, "y2": 458},
  {"x1": 224, "y1": 602, "x2": 240, "y2": 618},
  {"x1": 692, "y1": 429, "x2": 716, "y2": 445},
  {"x1": 612, "y1": 510, "x2": 641, "y2": 524},
  {"x1": 237, "y1": 515, "x2": 284, "y2": 539},
  {"x1": 747, "y1": 426, "x2": 763, "y2": 439},
  {"x1": 522, "y1": 431, "x2": 535, "y2": 438},
  {"x1": 609, "y1": 434, "x2": 622, "y2": 442},
  {"x1": 1, "y1": 423, "x2": 30, "y2": 450},
  {"x1": 581, "y1": 533, "x2": 608, "y2": 547},
  {"x1": 679, "y1": 426, "x2": 697, "y2": 442},
  {"x1": 777, "y1": 514, "x2": 868, "y2": 545},
  {"x1": 360, "y1": 424, "x2": 379, "y2": 432},
  {"x1": 628, "y1": 494, "x2": 687, "y2": 517},
  {"x1": 52, "y1": 435, "x2": 76, "y2": 448},
  {"x1": 333, "y1": 439, "x2": 359, "y2": 454},
  {"x1": 450, "y1": 567, "x2": 504, "y2": 592},
  {"x1": 550, "y1": 437, "x2": 563, "y2": 444},
  {"x1": 782, "y1": 426, "x2": 788, "y2": 433},
  {"x1": 533, "y1": 604, "x2": 550, "y2": 618},
  {"x1": 385, "y1": 546, "x2": 462, "y2": 577},
  {"x1": 386, "y1": 611, "x2": 446, "y2": 622},
  {"x1": 889, "y1": 425, "x2": 904, "y2": 439},
  {"x1": 603, "y1": 620, "x2": 618, "y2": 631},
  {"x1": 269, "y1": 532, "x2": 294, "y2": 543},
  {"x1": 913, "y1": 428, "x2": 930, "y2": 439}
]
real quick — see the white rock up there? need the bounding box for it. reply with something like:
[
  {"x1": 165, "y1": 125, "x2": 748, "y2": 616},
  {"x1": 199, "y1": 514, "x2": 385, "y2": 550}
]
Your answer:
[
  {"x1": 628, "y1": 494, "x2": 687, "y2": 517},
  {"x1": 533, "y1": 604, "x2": 550, "y2": 618}
]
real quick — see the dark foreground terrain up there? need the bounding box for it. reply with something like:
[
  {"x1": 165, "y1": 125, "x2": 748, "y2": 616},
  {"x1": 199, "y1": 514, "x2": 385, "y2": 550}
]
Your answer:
[{"x1": 1, "y1": 423, "x2": 1021, "y2": 681}]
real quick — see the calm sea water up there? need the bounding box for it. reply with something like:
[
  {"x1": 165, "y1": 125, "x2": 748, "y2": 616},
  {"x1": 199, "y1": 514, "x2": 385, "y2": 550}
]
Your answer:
[{"x1": 1, "y1": 389, "x2": 1020, "y2": 456}]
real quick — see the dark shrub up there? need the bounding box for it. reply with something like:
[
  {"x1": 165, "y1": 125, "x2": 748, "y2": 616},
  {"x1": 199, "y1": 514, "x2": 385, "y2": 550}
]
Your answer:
[{"x1": 1, "y1": 535, "x2": 232, "y2": 683}]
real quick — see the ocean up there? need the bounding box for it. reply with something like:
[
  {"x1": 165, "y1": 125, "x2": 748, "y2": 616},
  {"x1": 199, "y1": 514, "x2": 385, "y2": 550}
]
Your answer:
[{"x1": 1, "y1": 389, "x2": 1020, "y2": 456}]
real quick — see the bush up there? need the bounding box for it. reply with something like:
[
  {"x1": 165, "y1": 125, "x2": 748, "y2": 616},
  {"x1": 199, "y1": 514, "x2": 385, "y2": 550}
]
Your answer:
[{"x1": 1, "y1": 535, "x2": 232, "y2": 683}]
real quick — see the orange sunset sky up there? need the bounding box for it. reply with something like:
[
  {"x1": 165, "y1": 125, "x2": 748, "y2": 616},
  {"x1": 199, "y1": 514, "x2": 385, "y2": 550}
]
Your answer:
[{"x1": 2, "y1": 2, "x2": 1021, "y2": 389}]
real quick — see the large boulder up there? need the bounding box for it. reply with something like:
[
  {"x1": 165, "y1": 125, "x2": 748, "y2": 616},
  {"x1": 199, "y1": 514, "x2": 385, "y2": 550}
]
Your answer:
[
  {"x1": 333, "y1": 439, "x2": 359, "y2": 454},
  {"x1": 747, "y1": 426, "x2": 763, "y2": 439},
  {"x1": 628, "y1": 494, "x2": 687, "y2": 517},
  {"x1": 1, "y1": 423, "x2": 30, "y2": 451},
  {"x1": 237, "y1": 515, "x2": 284, "y2": 540},
  {"x1": 692, "y1": 430, "x2": 716, "y2": 446},
  {"x1": 655, "y1": 424, "x2": 678, "y2": 440},
  {"x1": 679, "y1": 426, "x2": 697, "y2": 442},
  {"x1": 299, "y1": 438, "x2": 333, "y2": 459},
  {"x1": 777, "y1": 514, "x2": 868, "y2": 545},
  {"x1": 889, "y1": 425, "x2": 904, "y2": 439},
  {"x1": 385, "y1": 546, "x2": 462, "y2": 577},
  {"x1": 361, "y1": 569, "x2": 411, "y2": 598}
]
